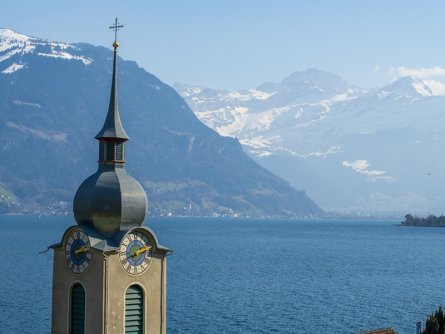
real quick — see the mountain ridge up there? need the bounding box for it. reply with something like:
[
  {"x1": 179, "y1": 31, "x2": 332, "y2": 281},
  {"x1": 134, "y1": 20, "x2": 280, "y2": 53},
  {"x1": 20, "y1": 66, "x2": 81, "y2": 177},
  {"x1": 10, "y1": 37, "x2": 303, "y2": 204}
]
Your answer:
[
  {"x1": 175, "y1": 69, "x2": 445, "y2": 215},
  {"x1": 0, "y1": 29, "x2": 322, "y2": 218}
]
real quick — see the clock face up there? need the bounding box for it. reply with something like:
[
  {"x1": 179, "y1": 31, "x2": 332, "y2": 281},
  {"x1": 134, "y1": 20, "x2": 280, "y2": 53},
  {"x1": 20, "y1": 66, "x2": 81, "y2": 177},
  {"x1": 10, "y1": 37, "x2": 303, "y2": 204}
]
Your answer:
[
  {"x1": 119, "y1": 231, "x2": 152, "y2": 275},
  {"x1": 65, "y1": 229, "x2": 92, "y2": 274}
]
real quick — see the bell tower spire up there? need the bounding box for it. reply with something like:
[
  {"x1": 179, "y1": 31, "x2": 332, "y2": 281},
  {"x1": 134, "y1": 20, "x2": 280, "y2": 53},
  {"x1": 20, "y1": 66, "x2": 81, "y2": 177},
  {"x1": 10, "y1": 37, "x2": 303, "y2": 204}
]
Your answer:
[
  {"x1": 73, "y1": 18, "x2": 147, "y2": 236},
  {"x1": 95, "y1": 17, "x2": 129, "y2": 142},
  {"x1": 51, "y1": 19, "x2": 170, "y2": 334}
]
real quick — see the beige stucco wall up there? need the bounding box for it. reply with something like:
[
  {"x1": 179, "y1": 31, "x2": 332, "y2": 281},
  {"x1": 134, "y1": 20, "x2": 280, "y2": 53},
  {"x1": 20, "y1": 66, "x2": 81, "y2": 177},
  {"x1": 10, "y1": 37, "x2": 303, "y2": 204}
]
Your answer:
[
  {"x1": 105, "y1": 252, "x2": 167, "y2": 334},
  {"x1": 51, "y1": 248, "x2": 105, "y2": 334}
]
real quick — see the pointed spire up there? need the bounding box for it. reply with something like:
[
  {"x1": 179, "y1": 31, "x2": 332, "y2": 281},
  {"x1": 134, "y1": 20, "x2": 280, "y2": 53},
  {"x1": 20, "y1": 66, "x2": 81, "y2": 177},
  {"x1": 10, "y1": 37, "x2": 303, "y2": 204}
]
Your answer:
[
  {"x1": 73, "y1": 19, "x2": 148, "y2": 236},
  {"x1": 95, "y1": 18, "x2": 129, "y2": 140}
]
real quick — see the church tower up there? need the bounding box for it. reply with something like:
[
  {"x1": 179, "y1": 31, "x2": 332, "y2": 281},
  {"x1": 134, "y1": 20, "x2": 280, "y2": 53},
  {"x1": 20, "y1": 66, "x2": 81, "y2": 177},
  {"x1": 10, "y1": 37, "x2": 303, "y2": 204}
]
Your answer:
[{"x1": 51, "y1": 19, "x2": 170, "y2": 334}]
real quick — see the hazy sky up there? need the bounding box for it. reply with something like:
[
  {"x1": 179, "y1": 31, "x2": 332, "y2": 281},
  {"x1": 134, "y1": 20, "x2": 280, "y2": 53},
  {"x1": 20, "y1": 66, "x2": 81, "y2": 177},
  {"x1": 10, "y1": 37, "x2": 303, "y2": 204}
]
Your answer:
[{"x1": 3, "y1": 1, "x2": 445, "y2": 90}]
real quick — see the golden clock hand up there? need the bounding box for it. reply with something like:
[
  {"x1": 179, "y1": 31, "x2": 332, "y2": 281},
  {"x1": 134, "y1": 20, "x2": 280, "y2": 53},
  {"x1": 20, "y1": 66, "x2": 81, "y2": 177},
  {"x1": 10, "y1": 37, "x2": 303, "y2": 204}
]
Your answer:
[
  {"x1": 75, "y1": 246, "x2": 90, "y2": 255},
  {"x1": 130, "y1": 245, "x2": 152, "y2": 258}
]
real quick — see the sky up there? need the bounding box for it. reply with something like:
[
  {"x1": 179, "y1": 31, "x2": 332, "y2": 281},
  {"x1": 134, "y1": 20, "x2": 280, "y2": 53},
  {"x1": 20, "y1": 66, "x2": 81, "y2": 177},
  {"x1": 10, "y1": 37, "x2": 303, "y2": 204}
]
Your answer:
[{"x1": 3, "y1": 0, "x2": 445, "y2": 91}]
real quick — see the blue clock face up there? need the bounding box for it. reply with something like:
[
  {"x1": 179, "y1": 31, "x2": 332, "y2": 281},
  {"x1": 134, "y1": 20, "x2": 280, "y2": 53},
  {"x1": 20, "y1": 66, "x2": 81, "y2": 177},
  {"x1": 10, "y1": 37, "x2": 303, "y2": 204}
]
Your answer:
[
  {"x1": 126, "y1": 239, "x2": 146, "y2": 266},
  {"x1": 65, "y1": 229, "x2": 91, "y2": 274},
  {"x1": 119, "y1": 231, "x2": 152, "y2": 275}
]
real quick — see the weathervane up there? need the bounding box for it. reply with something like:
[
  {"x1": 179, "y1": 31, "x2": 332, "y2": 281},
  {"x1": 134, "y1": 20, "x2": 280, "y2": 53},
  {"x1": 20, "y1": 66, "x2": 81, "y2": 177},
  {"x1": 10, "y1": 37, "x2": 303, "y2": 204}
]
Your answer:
[{"x1": 109, "y1": 17, "x2": 124, "y2": 48}]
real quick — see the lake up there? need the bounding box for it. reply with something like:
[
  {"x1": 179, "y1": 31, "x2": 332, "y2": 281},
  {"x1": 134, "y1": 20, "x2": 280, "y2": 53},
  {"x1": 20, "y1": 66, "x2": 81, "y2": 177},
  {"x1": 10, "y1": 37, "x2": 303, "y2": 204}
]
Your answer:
[{"x1": 0, "y1": 216, "x2": 444, "y2": 333}]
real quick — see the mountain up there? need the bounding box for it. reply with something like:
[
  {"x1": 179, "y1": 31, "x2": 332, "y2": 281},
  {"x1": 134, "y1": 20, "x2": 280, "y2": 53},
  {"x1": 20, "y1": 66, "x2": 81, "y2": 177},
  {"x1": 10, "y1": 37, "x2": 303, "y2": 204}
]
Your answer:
[
  {"x1": 0, "y1": 29, "x2": 322, "y2": 217},
  {"x1": 175, "y1": 69, "x2": 445, "y2": 216}
]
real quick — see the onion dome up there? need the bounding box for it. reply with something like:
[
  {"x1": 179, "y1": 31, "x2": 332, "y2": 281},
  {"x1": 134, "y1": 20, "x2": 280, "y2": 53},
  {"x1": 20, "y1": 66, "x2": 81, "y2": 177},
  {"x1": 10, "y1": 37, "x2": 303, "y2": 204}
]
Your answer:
[{"x1": 73, "y1": 23, "x2": 147, "y2": 237}]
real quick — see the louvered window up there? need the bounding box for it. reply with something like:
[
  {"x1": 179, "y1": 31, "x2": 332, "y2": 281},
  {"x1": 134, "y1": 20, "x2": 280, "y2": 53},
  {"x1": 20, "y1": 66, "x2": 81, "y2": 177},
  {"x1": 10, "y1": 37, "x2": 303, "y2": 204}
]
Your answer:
[
  {"x1": 116, "y1": 142, "x2": 124, "y2": 161},
  {"x1": 70, "y1": 283, "x2": 85, "y2": 334},
  {"x1": 125, "y1": 285, "x2": 144, "y2": 334}
]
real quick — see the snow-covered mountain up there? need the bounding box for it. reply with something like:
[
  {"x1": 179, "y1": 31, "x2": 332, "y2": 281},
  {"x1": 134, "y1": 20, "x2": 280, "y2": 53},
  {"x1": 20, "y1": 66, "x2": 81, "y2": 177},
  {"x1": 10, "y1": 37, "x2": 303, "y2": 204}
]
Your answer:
[
  {"x1": 0, "y1": 29, "x2": 322, "y2": 217},
  {"x1": 0, "y1": 28, "x2": 92, "y2": 73},
  {"x1": 174, "y1": 69, "x2": 445, "y2": 215}
]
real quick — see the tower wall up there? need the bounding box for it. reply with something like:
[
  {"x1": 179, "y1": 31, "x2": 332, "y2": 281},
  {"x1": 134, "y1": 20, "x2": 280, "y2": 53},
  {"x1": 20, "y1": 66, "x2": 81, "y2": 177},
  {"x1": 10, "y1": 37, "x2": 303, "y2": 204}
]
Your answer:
[
  {"x1": 51, "y1": 243, "x2": 167, "y2": 333},
  {"x1": 105, "y1": 251, "x2": 167, "y2": 333},
  {"x1": 51, "y1": 249, "x2": 105, "y2": 334}
]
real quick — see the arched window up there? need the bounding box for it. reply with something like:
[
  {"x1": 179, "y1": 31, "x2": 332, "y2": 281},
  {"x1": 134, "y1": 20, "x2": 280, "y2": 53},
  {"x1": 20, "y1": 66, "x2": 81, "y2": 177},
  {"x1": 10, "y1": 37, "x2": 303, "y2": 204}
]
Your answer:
[
  {"x1": 70, "y1": 283, "x2": 85, "y2": 334},
  {"x1": 125, "y1": 285, "x2": 144, "y2": 334}
]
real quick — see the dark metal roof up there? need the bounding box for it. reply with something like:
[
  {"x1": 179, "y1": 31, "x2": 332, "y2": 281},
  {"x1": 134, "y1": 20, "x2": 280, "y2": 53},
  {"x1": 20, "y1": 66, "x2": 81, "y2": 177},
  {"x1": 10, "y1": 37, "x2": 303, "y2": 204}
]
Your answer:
[
  {"x1": 73, "y1": 163, "x2": 147, "y2": 237},
  {"x1": 72, "y1": 37, "x2": 158, "y2": 244},
  {"x1": 50, "y1": 225, "x2": 171, "y2": 254},
  {"x1": 95, "y1": 46, "x2": 129, "y2": 140}
]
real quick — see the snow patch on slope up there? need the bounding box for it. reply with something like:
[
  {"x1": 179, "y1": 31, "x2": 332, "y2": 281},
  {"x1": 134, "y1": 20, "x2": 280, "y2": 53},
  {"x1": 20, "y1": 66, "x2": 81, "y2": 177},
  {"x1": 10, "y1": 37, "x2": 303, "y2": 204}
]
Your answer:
[
  {"x1": 412, "y1": 79, "x2": 433, "y2": 96},
  {"x1": 379, "y1": 76, "x2": 433, "y2": 99},
  {"x1": 13, "y1": 100, "x2": 41, "y2": 108},
  {"x1": 37, "y1": 51, "x2": 92, "y2": 65},
  {"x1": 2, "y1": 63, "x2": 24, "y2": 74},
  {"x1": 6, "y1": 121, "x2": 67, "y2": 142},
  {"x1": 308, "y1": 145, "x2": 343, "y2": 158},
  {"x1": 0, "y1": 29, "x2": 30, "y2": 52},
  {"x1": 342, "y1": 160, "x2": 394, "y2": 182},
  {"x1": 227, "y1": 90, "x2": 275, "y2": 101},
  {"x1": 0, "y1": 28, "x2": 92, "y2": 66}
]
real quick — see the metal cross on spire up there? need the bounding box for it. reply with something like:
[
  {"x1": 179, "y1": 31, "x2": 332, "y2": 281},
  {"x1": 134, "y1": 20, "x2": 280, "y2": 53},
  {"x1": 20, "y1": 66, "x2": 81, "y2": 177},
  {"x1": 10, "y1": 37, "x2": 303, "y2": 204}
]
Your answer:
[{"x1": 109, "y1": 17, "x2": 124, "y2": 43}]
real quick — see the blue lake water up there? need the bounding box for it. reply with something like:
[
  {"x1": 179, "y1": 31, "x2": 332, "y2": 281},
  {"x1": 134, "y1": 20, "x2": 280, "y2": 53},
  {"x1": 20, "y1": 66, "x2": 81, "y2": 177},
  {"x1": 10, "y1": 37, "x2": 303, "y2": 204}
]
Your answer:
[{"x1": 1, "y1": 216, "x2": 444, "y2": 333}]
